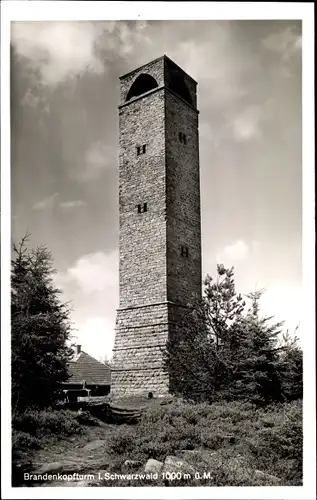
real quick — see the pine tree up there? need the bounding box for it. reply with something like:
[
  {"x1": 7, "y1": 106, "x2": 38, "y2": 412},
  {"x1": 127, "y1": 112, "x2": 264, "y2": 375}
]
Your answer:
[
  {"x1": 165, "y1": 265, "x2": 248, "y2": 402},
  {"x1": 165, "y1": 265, "x2": 290, "y2": 404},
  {"x1": 277, "y1": 329, "x2": 303, "y2": 400},
  {"x1": 227, "y1": 290, "x2": 284, "y2": 404},
  {"x1": 11, "y1": 234, "x2": 74, "y2": 411}
]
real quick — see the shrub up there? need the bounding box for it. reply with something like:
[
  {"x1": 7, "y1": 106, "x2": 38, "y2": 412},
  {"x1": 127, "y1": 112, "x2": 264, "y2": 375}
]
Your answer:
[
  {"x1": 181, "y1": 404, "x2": 199, "y2": 424},
  {"x1": 137, "y1": 439, "x2": 173, "y2": 460},
  {"x1": 245, "y1": 400, "x2": 302, "y2": 484},
  {"x1": 200, "y1": 431, "x2": 226, "y2": 450},
  {"x1": 106, "y1": 399, "x2": 302, "y2": 486},
  {"x1": 107, "y1": 425, "x2": 136, "y2": 455},
  {"x1": 12, "y1": 430, "x2": 41, "y2": 451},
  {"x1": 12, "y1": 408, "x2": 82, "y2": 438}
]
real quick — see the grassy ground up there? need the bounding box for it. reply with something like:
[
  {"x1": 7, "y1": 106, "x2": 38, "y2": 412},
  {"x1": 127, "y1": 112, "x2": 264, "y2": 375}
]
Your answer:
[{"x1": 12, "y1": 397, "x2": 302, "y2": 487}]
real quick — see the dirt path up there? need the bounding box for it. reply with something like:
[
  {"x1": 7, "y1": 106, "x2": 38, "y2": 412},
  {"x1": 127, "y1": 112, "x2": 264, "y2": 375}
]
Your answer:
[{"x1": 29, "y1": 423, "x2": 114, "y2": 487}]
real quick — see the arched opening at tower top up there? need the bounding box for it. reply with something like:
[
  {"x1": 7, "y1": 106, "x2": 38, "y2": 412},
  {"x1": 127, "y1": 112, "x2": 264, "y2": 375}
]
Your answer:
[
  {"x1": 126, "y1": 73, "x2": 159, "y2": 101},
  {"x1": 168, "y1": 71, "x2": 193, "y2": 106}
]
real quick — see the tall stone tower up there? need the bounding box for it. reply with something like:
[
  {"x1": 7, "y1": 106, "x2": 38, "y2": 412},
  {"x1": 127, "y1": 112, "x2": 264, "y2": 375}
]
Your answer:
[{"x1": 111, "y1": 55, "x2": 201, "y2": 396}]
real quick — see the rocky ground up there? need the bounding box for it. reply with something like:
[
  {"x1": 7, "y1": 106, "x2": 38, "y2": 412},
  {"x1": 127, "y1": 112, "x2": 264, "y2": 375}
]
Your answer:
[
  {"x1": 14, "y1": 396, "x2": 300, "y2": 488},
  {"x1": 27, "y1": 431, "x2": 283, "y2": 488}
]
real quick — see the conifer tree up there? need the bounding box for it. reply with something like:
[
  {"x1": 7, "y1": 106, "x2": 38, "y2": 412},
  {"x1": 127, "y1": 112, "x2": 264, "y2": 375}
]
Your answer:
[
  {"x1": 227, "y1": 290, "x2": 284, "y2": 404},
  {"x1": 277, "y1": 329, "x2": 303, "y2": 400},
  {"x1": 165, "y1": 265, "x2": 297, "y2": 404},
  {"x1": 11, "y1": 234, "x2": 74, "y2": 411}
]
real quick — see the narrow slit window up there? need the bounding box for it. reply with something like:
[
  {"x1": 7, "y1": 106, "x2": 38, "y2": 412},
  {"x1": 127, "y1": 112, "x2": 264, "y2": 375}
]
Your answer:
[
  {"x1": 136, "y1": 146, "x2": 141, "y2": 156},
  {"x1": 143, "y1": 202, "x2": 147, "y2": 212},
  {"x1": 179, "y1": 132, "x2": 187, "y2": 145},
  {"x1": 142, "y1": 144, "x2": 146, "y2": 154},
  {"x1": 136, "y1": 204, "x2": 142, "y2": 213},
  {"x1": 181, "y1": 246, "x2": 189, "y2": 258}
]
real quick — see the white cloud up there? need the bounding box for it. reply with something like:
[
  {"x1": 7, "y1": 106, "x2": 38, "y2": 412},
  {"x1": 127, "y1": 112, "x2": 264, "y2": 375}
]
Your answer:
[
  {"x1": 55, "y1": 251, "x2": 119, "y2": 360},
  {"x1": 33, "y1": 195, "x2": 86, "y2": 214},
  {"x1": 75, "y1": 316, "x2": 115, "y2": 361},
  {"x1": 32, "y1": 192, "x2": 58, "y2": 210},
  {"x1": 230, "y1": 105, "x2": 263, "y2": 142},
  {"x1": 168, "y1": 24, "x2": 251, "y2": 108},
  {"x1": 162, "y1": 24, "x2": 262, "y2": 145},
  {"x1": 11, "y1": 21, "x2": 151, "y2": 87},
  {"x1": 216, "y1": 239, "x2": 259, "y2": 263},
  {"x1": 20, "y1": 88, "x2": 41, "y2": 108},
  {"x1": 262, "y1": 26, "x2": 302, "y2": 61},
  {"x1": 58, "y1": 251, "x2": 118, "y2": 295},
  {"x1": 11, "y1": 22, "x2": 104, "y2": 86},
  {"x1": 20, "y1": 87, "x2": 51, "y2": 114},
  {"x1": 77, "y1": 141, "x2": 113, "y2": 182},
  {"x1": 59, "y1": 200, "x2": 86, "y2": 210},
  {"x1": 100, "y1": 20, "x2": 151, "y2": 57},
  {"x1": 11, "y1": 21, "x2": 247, "y2": 106}
]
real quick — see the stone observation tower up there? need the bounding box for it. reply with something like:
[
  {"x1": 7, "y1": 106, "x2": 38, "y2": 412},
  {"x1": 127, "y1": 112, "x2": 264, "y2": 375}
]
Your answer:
[{"x1": 111, "y1": 55, "x2": 202, "y2": 395}]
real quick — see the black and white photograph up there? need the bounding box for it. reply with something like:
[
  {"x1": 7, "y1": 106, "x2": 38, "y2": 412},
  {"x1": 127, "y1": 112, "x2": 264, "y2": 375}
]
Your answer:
[{"x1": 1, "y1": 2, "x2": 315, "y2": 498}]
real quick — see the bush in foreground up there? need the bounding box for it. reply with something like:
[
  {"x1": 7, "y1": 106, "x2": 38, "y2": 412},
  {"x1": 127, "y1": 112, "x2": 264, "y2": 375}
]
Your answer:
[
  {"x1": 12, "y1": 408, "x2": 84, "y2": 486},
  {"x1": 106, "y1": 399, "x2": 302, "y2": 486},
  {"x1": 13, "y1": 408, "x2": 83, "y2": 438}
]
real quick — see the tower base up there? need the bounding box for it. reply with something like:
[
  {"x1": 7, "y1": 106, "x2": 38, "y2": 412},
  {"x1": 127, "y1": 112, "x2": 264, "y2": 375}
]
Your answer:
[
  {"x1": 111, "y1": 302, "x2": 185, "y2": 396},
  {"x1": 111, "y1": 368, "x2": 169, "y2": 397}
]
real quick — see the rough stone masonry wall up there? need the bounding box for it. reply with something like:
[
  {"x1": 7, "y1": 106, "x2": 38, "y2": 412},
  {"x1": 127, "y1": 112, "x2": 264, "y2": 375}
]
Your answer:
[
  {"x1": 112, "y1": 303, "x2": 170, "y2": 395},
  {"x1": 112, "y1": 302, "x2": 189, "y2": 396},
  {"x1": 112, "y1": 77, "x2": 170, "y2": 395},
  {"x1": 165, "y1": 88, "x2": 202, "y2": 305},
  {"x1": 118, "y1": 89, "x2": 167, "y2": 307}
]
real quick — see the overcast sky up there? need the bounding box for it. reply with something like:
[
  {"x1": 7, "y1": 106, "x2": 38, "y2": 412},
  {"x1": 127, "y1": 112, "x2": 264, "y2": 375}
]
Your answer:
[{"x1": 11, "y1": 20, "x2": 302, "y2": 360}]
